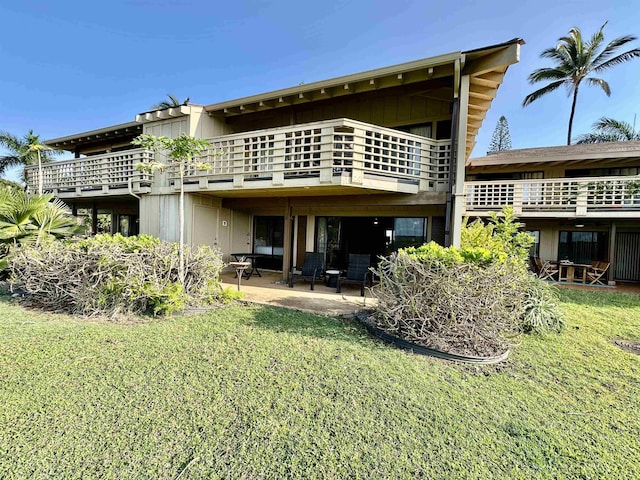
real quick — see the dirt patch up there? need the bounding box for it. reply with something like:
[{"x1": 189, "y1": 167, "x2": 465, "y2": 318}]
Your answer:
[{"x1": 614, "y1": 339, "x2": 640, "y2": 355}]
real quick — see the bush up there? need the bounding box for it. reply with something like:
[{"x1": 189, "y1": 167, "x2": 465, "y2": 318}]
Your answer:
[
  {"x1": 522, "y1": 276, "x2": 565, "y2": 333},
  {"x1": 370, "y1": 208, "x2": 562, "y2": 356},
  {"x1": 8, "y1": 234, "x2": 227, "y2": 317},
  {"x1": 372, "y1": 251, "x2": 527, "y2": 356}
]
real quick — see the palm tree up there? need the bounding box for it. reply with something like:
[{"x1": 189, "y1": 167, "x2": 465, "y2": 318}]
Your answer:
[
  {"x1": 0, "y1": 130, "x2": 59, "y2": 193},
  {"x1": 523, "y1": 23, "x2": 640, "y2": 145},
  {"x1": 0, "y1": 189, "x2": 80, "y2": 266},
  {"x1": 575, "y1": 117, "x2": 640, "y2": 143},
  {"x1": 151, "y1": 94, "x2": 190, "y2": 110}
]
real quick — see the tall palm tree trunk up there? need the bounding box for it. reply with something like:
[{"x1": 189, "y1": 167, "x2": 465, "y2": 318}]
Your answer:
[{"x1": 567, "y1": 87, "x2": 579, "y2": 145}]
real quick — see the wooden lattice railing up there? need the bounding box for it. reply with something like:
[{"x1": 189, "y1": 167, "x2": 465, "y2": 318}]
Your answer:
[
  {"x1": 25, "y1": 149, "x2": 154, "y2": 195},
  {"x1": 173, "y1": 118, "x2": 451, "y2": 193},
  {"x1": 464, "y1": 176, "x2": 640, "y2": 216}
]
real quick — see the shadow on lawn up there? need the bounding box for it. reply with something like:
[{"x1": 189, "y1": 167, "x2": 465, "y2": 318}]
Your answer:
[{"x1": 249, "y1": 304, "x2": 373, "y2": 345}]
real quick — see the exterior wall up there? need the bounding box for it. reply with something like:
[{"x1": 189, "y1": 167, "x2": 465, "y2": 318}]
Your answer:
[
  {"x1": 139, "y1": 194, "x2": 180, "y2": 242},
  {"x1": 225, "y1": 86, "x2": 452, "y2": 134},
  {"x1": 467, "y1": 157, "x2": 640, "y2": 180},
  {"x1": 143, "y1": 118, "x2": 188, "y2": 138}
]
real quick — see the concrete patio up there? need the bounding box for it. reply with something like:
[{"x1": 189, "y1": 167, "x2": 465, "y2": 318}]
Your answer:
[{"x1": 220, "y1": 270, "x2": 376, "y2": 317}]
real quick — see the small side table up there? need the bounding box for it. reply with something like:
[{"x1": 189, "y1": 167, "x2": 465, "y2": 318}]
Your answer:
[
  {"x1": 325, "y1": 269, "x2": 341, "y2": 288},
  {"x1": 229, "y1": 261, "x2": 251, "y2": 291}
]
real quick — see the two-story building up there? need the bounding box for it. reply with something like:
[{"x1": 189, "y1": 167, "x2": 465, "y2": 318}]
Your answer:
[
  {"x1": 29, "y1": 39, "x2": 523, "y2": 276},
  {"x1": 464, "y1": 142, "x2": 640, "y2": 284}
]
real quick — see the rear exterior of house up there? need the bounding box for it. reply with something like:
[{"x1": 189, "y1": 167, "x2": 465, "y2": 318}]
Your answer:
[
  {"x1": 464, "y1": 141, "x2": 640, "y2": 284},
  {"x1": 26, "y1": 40, "x2": 522, "y2": 277}
]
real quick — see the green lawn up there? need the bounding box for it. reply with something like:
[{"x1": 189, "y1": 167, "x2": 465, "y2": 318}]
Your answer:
[{"x1": 1, "y1": 289, "x2": 639, "y2": 479}]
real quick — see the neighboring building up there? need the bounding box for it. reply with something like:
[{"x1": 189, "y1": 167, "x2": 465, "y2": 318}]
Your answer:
[
  {"x1": 27, "y1": 39, "x2": 523, "y2": 276},
  {"x1": 465, "y1": 141, "x2": 640, "y2": 283}
]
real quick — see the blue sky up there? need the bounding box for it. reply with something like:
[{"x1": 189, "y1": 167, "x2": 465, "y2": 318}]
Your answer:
[{"x1": 1, "y1": 0, "x2": 638, "y2": 180}]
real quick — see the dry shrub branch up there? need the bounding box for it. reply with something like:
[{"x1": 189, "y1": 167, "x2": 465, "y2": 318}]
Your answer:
[
  {"x1": 372, "y1": 252, "x2": 526, "y2": 356},
  {"x1": 9, "y1": 234, "x2": 225, "y2": 317}
]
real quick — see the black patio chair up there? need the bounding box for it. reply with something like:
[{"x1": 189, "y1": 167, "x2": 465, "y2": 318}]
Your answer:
[
  {"x1": 336, "y1": 253, "x2": 372, "y2": 297},
  {"x1": 289, "y1": 252, "x2": 325, "y2": 290}
]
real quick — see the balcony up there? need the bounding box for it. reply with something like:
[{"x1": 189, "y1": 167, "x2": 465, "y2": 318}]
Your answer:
[
  {"x1": 464, "y1": 176, "x2": 640, "y2": 218},
  {"x1": 29, "y1": 119, "x2": 451, "y2": 199},
  {"x1": 172, "y1": 119, "x2": 451, "y2": 196},
  {"x1": 26, "y1": 149, "x2": 154, "y2": 198}
]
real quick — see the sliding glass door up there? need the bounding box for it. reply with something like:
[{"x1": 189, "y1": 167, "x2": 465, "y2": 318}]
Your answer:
[{"x1": 253, "y1": 216, "x2": 284, "y2": 270}]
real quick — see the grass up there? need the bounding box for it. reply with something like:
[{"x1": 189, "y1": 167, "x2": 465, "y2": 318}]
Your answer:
[{"x1": 1, "y1": 289, "x2": 639, "y2": 479}]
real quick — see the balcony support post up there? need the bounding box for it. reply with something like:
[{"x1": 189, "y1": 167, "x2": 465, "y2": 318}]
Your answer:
[
  {"x1": 513, "y1": 184, "x2": 523, "y2": 214},
  {"x1": 576, "y1": 188, "x2": 588, "y2": 216},
  {"x1": 351, "y1": 127, "x2": 365, "y2": 185},
  {"x1": 319, "y1": 127, "x2": 334, "y2": 184},
  {"x1": 272, "y1": 133, "x2": 285, "y2": 186},
  {"x1": 450, "y1": 74, "x2": 470, "y2": 248}
]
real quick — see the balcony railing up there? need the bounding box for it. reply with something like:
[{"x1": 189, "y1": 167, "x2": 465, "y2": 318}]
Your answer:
[
  {"x1": 171, "y1": 118, "x2": 451, "y2": 194},
  {"x1": 26, "y1": 149, "x2": 154, "y2": 196},
  {"x1": 29, "y1": 119, "x2": 451, "y2": 198},
  {"x1": 464, "y1": 176, "x2": 640, "y2": 217}
]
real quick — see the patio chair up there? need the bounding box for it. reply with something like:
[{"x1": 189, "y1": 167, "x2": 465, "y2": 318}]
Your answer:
[
  {"x1": 289, "y1": 252, "x2": 325, "y2": 290},
  {"x1": 536, "y1": 258, "x2": 559, "y2": 281},
  {"x1": 336, "y1": 253, "x2": 372, "y2": 297},
  {"x1": 531, "y1": 256, "x2": 542, "y2": 275},
  {"x1": 586, "y1": 261, "x2": 610, "y2": 285}
]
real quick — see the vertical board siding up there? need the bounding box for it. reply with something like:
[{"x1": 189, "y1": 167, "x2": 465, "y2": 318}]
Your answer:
[{"x1": 615, "y1": 232, "x2": 640, "y2": 282}]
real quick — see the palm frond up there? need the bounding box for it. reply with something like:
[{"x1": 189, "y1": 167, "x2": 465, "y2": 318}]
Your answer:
[
  {"x1": 585, "y1": 77, "x2": 611, "y2": 96},
  {"x1": 593, "y1": 48, "x2": 640, "y2": 72},
  {"x1": 591, "y1": 34, "x2": 637, "y2": 67},
  {"x1": 574, "y1": 116, "x2": 640, "y2": 143},
  {"x1": 528, "y1": 67, "x2": 570, "y2": 83},
  {"x1": 522, "y1": 80, "x2": 565, "y2": 107}
]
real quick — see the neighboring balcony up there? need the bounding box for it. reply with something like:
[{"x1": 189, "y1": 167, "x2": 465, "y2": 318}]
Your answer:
[
  {"x1": 464, "y1": 176, "x2": 640, "y2": 218},
  {"x1": 173, "y1": 119, "x2": 451, "y2": 196},
  {"x1": 26, "y1": 149, "x2": 154, "y2": 198}
]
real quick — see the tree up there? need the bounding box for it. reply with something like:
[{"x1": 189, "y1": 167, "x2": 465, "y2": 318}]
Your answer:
[
  {"x1": 0, "y1": 130, "x2": 59, "y2": 193},
  {"x1": 132, "y1": 133, "x2": 212, "y2": 284},
  {"x1": 575, "y1": 116, "x2": 640, "y2": 143},
  {"x1": 151, "y1": 94, "x2": 190, "y2": 110},
  {"x1": 522, "y1": 23, "x2": 640, "y2": 145},
  {"x1": 488, "y1": 115, "x2": 512, "y2": 153}
]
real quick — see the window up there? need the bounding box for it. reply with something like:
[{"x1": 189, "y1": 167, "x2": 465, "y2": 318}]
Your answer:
[
  {"x1": 390, "y1": 218, "x2": 426, "y2": 250},
  {"x1": 558, "y1": 230, "x2": 608, "y2": 264},
  {"x1": 253, "y1": 216, "x2": 284, "y2": 270},
  {"x1": 526, "y1": 230, "x2": 540, "y2": 257},
  {"x1": 436, "y1": 120, "x2": 452, "y2": 140},
  {"x1": 566, "y1": 166, "x2": 640, "y2": 178}
]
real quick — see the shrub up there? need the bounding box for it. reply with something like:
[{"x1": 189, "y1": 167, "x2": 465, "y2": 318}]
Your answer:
[
  {"x1": 372, "y1": 251, "x2": 527, "y2": 356},
  {"x1": 370, "y1": 208, "x2": 562, "y2": 356},
  {"x1": 8, "y1": 234, "x2": 226, "y2": 317},
  {"x1": 522, "y1": 276, "x2": 565, "y2": 333}
]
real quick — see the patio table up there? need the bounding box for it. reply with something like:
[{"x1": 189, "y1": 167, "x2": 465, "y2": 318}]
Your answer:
[
  {"x1": 557, "y1": 262, "x2": 590, "y2": 283},
  {"x1": 231, "y1": 253, "x2": 263, "y2": 279}
]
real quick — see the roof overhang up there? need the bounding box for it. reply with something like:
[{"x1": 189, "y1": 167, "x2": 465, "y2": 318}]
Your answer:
[
  {"x1": 204, "y1": 51, "x2": 461, "y2": 116},
  {"x1": 468, "y1": 141, "x2": 640, "y2": 169},
  {"x1": 45, "y1": 121, "x2": 143, "y2": 151},
  {"x1": 461, "y1": 39, "x2": 524, "y2": 159},
  {"x1": 205, "y1": 39, "x2": 523, "y2": 161}
]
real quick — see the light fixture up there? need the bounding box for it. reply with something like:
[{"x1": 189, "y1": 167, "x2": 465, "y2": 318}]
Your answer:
[
  {"x1": 575, "y1": 224, "x2": 585, "y2": 228},
  {"x1": 373, "y1": 218, "x2": 379, "y2": 225}
]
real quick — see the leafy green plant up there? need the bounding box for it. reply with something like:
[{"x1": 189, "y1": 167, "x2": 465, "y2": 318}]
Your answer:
[{"x1": 522, "y1": 276, "x2": 565, "y2": 333}]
